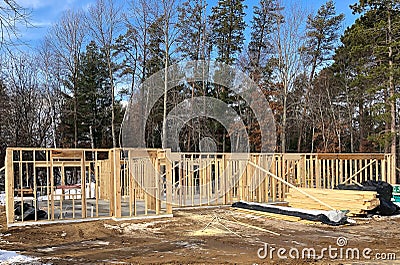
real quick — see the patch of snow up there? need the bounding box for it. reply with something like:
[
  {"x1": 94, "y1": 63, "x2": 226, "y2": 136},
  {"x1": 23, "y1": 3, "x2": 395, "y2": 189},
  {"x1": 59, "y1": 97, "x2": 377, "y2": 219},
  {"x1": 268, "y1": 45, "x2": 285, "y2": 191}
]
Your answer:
[
  {"x1": 37, "y1": 247, "x2": 55, "y2": 253},
  {"x1": 104, "y1": 220, "x2": 171, "y2": 234},
  {"x1": 0, "y1": 249, "x2": 41, "y2": 264},
  {"x1": 81, "y1": 240, "x2": 110, "y2": 246},
  {"x1": 175, "y1": 241, "x2": 201, "y2": 249},
  {"x1": 0, "y1": 193, "x2": 5, "y2": 206},
  {"x1": 38, "y1": 182, "x2": 97, "y2": 201}
]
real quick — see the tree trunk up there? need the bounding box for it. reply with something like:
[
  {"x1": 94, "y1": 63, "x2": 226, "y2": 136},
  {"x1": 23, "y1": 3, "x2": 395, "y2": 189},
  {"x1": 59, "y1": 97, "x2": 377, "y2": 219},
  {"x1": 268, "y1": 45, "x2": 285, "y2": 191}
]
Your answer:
[
  {"x1": 388, "y1": 8, "x2": 397, "y2": 181},
  {"x1": 297, "y1": 122, "x2": 303, "y2": 152},
  {"x1": 311, "y1": 121, "x2": 315, "y2": 153},
  {"x1": 74, "y1": 86, "x2": 78, "y2": 148},
  {"x1": 359, "y1": 101, "x2": 364, "y2": 152},
  {"x1": 281, "y1": 85, "x2": 287, "y2": 153},
  {"x1": 108, "y1": 55, "x2": 116, "y2": 148},
  {"x1": 162, "y1": 9, "x2": 169, "y2": 149}
]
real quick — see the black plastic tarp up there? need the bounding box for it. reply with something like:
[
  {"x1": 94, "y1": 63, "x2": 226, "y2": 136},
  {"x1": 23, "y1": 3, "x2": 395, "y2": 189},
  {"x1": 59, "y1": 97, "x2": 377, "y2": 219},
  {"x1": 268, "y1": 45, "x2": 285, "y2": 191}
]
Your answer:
[
  {"x1": 335, "y1": 180, "x2": 400, "y2": 216},
  {"x1": 14, "y1": 202, "x2": 48, "y2": 221},
  {"x1": 232, "y1": 201, "x2": 348, "y2": 226}
]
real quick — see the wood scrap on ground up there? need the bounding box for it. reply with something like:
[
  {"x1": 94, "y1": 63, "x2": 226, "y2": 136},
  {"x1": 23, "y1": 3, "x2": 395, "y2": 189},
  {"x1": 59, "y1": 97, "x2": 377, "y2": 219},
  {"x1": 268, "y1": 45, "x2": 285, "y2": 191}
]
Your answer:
[{"x1": 286, "y1": 188, "x2": 379, "y2": 216}]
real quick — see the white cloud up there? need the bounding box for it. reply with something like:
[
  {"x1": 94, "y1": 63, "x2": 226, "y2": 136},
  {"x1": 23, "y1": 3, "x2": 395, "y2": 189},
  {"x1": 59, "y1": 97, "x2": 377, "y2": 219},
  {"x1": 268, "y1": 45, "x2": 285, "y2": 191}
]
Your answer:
[
  {"x1": 15, "y1": 0, "x2": 52, "y2": 9},
  {"x1": 31, "y1": 21, "x2": 52, "y2": 27},
  {"x1": 16, "y1": 0, "x2": 81, "y2": 10}
]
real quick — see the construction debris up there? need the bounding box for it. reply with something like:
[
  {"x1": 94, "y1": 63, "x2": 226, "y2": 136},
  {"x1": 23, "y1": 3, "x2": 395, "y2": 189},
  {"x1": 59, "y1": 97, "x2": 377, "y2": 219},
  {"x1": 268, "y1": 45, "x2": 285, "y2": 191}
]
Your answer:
[{"x1": 286, "y1": 187, "x2": 379, "y2": 216}]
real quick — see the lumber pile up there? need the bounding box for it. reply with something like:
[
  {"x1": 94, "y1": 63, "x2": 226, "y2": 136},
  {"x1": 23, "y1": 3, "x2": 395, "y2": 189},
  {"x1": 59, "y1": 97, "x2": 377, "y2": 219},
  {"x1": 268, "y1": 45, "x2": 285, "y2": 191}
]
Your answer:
[{"x1": 286, "y1": 188, "x2": 380, "y2": 216}]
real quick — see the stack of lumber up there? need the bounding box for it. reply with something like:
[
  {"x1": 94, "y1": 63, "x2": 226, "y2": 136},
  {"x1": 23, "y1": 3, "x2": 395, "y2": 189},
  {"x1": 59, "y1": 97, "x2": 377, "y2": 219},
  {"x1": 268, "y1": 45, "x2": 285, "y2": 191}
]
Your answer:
[{"x1": 286, "y1": 188, "x2": 380, "y2": 216}]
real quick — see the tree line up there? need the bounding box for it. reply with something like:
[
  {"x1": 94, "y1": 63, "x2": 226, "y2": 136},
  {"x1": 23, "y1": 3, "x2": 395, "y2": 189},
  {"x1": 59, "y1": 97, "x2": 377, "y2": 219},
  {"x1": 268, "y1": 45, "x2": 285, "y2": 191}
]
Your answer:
[{"x1": 0, "y1": 0, "x2": 399, "y2": 168}]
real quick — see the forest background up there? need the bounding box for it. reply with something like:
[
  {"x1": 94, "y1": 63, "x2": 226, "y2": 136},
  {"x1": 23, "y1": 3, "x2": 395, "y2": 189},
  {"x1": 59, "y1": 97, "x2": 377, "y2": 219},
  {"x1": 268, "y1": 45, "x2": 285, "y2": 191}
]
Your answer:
[{"x1": 0, "y1": 0, "x2": 399, "y2": 169}]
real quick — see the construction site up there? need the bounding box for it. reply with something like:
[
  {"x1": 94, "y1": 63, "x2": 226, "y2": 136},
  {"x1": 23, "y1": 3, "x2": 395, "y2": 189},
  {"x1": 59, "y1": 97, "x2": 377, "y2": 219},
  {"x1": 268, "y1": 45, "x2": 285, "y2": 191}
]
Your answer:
[
  {"x1": 0, "y1": 148, "x2": 399, "y2": 264},
  {"x1": 2, "y1": 0, "x2": 400, "y2": 263}
]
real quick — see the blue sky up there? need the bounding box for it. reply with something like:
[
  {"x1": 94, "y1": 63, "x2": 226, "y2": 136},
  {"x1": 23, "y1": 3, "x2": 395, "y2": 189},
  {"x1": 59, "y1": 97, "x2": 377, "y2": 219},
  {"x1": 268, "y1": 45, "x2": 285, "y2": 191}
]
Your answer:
[
  {"x1": 16, "y1": 0, "x2": 359, "y2": 48},
  {"x1": 16, "y1": 0, "x2": 95, "y2": 45}
]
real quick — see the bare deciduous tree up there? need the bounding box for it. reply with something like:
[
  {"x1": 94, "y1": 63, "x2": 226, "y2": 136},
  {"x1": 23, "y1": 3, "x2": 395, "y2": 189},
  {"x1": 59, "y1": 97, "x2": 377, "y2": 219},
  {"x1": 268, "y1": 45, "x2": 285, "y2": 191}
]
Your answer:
[
  {"x1": 4, "y1": 53, "x2": 52, "y2": 147},
  {"x1": 37, "y1": 38, "x2": 64, "y2": 148},
  {"x1": 160, "y1": 0, "x2": 180, "y2": 149},
  {"x1": 270, "y1": 2, "x2": 306, "y2": 152},
  {"x1": 86, "y1": 0, "x2": 123, "y2": 148},
  {"x1": 0, "y1": 0, "x2": 31, "y2": 51},
  {"x1": 46, "y1": 9, "x2": 86, "y2": 147}
]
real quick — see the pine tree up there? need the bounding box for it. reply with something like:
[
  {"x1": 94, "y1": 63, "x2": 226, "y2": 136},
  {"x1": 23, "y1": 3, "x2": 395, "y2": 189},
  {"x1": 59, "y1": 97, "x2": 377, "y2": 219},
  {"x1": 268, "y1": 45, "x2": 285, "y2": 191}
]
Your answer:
[
  {"x1": 77, "y1": 41, "x2": 113, "y2": 148},
  {"x1": 297, "y1": 0, "x2": 344, "y2": 152},
  {"x1": 332, "y1": 18, "x2": 374, "y2": 152},
  {"x1": 146, "y1": 17, "x2": 165, "y2": 78},
  {"x1": 210, "y1": 0, "x2": 246, "y2": 64},
  {"x1": 303, "y1": 0, "x2": 344, "y2": 83},
  {"x1": 206, "y1": 0, "x2": 247, "y2": 151},
  {"x1": 248, "y1": 0, "x2": 283, "y2": 82},
  {"x1": 332, "y1": 3, "x2": 400, "y2": 154},
  {"x1": 350, "y1": 0, "x2": 400, "y2": 178},
  {"x1": 176, "y1": 0, "x2": 211, "y2": 151},
  {"x1": 59, "y1": 41, "x2": 114, "y2": 147},
  {"x1": 244, "y1": 0, "x2": 283, "y2": 151},
  {"x1": 177, "y1": 0, "x2": 209, "y2": 61},
  {"x1": 114, "y1": 26, "x2": 139, "y2": 96}
]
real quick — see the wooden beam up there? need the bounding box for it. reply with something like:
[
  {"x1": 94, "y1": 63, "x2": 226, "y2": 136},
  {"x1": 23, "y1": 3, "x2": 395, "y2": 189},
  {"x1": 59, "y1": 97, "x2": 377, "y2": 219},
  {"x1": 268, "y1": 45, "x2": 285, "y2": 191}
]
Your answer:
[
  {"x1": 165, "y1": 155, "x2": 173, "y2": 214},
  {"x1": 109, "y1": 150, "x2": 115, "y2": 217},
  {"x1": 5, "y1": 149, "x2": 14, "y2": 226},
  {"x1": 221, "y1": 154, "x2": 227, "y2": 204},
  {"x1": 94, "y1": 151, "x2": 99, "y2": 217},
  {"x1": 33, "y1": 151, "x2": 37, "y2": 221},
  {"x1": 317, "y1": 154, "x2": 385, "y2": 160},
  {"x1": 113, "y1": 148, "x2": 121, "y2": 218},
  {"x1": 50, "y1": 151, "x2": 54, "y2": 220},
  {"x1": 316, "y1": 158, "x2": 321, "y2": 188},
  {"x1": 270, "y1": 155, "x2": 277, "y2": 202},
  {"x1": 81, "y1": 150, "x2": 87, "y2": 218},
  {"x1": 52, "y1": 149, "x2": 84, "y2": 159},
  {"x1": 390, "y1": 154, "x2": 396, "y2": 184}
]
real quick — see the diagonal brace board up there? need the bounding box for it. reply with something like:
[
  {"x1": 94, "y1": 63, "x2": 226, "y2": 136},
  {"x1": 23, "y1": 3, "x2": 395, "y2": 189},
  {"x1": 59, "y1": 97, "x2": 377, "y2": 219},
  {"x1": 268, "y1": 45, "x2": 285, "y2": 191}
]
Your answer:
[
  {"x1": 248, "y1": 161, "x2": 336, "y2": 211},
  {"x1": 342, "y1": 159, "x2": 377, "y2": 185}
]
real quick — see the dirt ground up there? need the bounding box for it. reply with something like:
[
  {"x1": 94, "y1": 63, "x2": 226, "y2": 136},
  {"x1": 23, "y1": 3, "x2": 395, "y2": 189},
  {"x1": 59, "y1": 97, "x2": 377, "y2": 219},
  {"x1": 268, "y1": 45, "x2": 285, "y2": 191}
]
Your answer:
[{"x1": 1, "y1": 206, "x2": 400, "y2": 265}]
